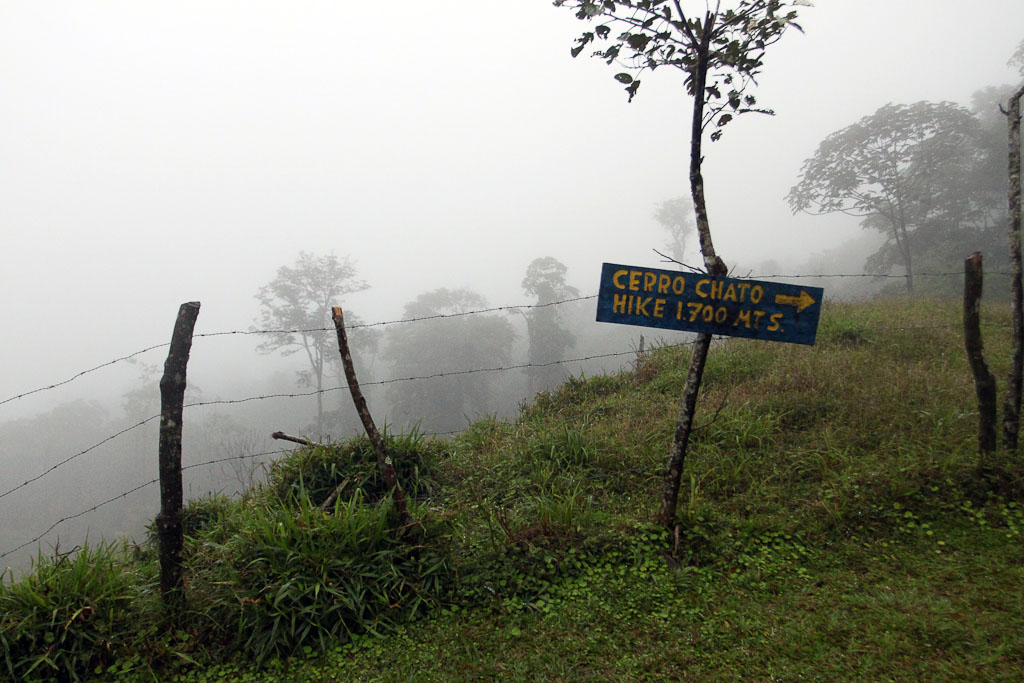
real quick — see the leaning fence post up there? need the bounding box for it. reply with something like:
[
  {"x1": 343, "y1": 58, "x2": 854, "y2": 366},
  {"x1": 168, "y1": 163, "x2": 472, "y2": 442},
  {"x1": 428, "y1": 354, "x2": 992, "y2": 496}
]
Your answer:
[
  {"x1": 156, "y1": 301, "x2": 200, "y2": 610},
  {"x1": 963, "y1": 254, "x2": 997, "y2": 455},
  {"x1": 331, "y1": 306, "x2": 413, "y2": 529}
]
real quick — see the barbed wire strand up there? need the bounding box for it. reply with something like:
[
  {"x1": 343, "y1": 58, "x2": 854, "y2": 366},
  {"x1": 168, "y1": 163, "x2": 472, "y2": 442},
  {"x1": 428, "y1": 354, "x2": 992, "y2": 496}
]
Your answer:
[
  {"x1": 2, "y1": 314, "x2": 1013, "y2": 504},
  {"x1": 224, "y1": 294, "x2": 600, "y2": 338},
  {"x1": 0, "y1": 479, "x2": 158, "y2": 562},
  {"x1": 0, "y1": 309, "x2": 1016, "y2": 562},
  {"x1": 0, "y1": 295, "x2": 598, "y2": 408},
  {"x1": 0, "y1": 343, "x2": 671, "y2": 503},
  {"x1": 749, "y1": 271, "x2": 1012, "y2": 279},
  {"x1": 182, "y1": 347, "x2": 661, "y2": 410},
  {"x1": 0, "y1": 343, "x2": 171, "y2": 408},
  {"x1": 0, "y1": 449, "x2": 291, "y2": 562},
  {"x1": 6, "y1": 270, "x2": 1013, "y2": 407},
  {"x1": 0, "y1": 415, "x2": 162, "y2": 502}
]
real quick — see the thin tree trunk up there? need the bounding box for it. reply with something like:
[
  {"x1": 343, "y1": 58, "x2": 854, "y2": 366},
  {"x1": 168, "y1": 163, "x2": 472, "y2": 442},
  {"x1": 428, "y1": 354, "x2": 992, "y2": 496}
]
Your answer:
[
  {"x1": 688, "y1": 20, "x2": 727, "y2": 279},
  {"x1": 657, "y1": 18, "x2": 727, "y2": 529},
  {"x1": 964, "y1": 253, "x2": 997, "y2": 455},
  {"x1": 1002, "y1": 85, "x2": 1024, "y2": 452},
  {"x1": 331, "y1": 306, "x2": 413, "y2": 528},
  {"x1": 656, "y1": 333, "x2": 713, "y2": 526},
  {"x1": 894, "y1": 199, "x2": 914, "y2": 295},
  {"x1": 156, "y1": 301, "x2": 200, "y2": 612}
]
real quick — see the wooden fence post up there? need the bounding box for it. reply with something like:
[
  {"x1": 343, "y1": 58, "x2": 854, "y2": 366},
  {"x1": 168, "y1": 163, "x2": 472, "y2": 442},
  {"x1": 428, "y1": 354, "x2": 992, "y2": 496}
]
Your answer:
[
  {"x1": 1002, "y1": 85, "x2": 1024, "y2": 452},
  {"x1": 156, "y1": 301, "x2": 200, "y2": 610},
  {"x1": 331, "y1": 306, "x2": 413, "y2": 529},
  {"x1": 963, "y1": 254, "x2": 997, "y2": 455}
]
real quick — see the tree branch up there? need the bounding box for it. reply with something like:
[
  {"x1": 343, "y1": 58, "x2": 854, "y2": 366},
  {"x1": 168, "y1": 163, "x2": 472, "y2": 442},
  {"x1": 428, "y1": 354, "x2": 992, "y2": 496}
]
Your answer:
[{"x1": 271, "y1": 431, "x2": 323, "y2": 447}]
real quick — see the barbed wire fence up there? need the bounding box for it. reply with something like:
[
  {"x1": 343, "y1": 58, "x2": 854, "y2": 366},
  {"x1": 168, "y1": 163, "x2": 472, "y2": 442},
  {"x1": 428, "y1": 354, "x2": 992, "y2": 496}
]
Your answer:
[
  {"x1": 4, "y1": 270, "x2": 1007, "y2": 410},
  {"x1": 0, "y1": 270, "x2": 1012, "y2": 566},
  {"x1": 0, "y1": 344, "x2": 682, "y2": 563}
]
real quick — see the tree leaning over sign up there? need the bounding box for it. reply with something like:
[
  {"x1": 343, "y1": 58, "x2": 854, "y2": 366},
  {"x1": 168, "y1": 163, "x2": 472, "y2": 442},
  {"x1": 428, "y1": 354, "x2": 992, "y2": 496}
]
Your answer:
[{"x1": 554, "y1": 0, "x2": 805, "y2": 527}]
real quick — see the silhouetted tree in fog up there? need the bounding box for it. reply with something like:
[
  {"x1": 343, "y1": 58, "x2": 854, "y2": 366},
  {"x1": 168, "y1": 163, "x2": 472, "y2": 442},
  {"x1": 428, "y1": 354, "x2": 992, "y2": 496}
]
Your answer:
[
  {"x1": 788, "y1": 101, "x2": 983, "y2": 294},
  {"x1": 521, "y1": 257, "x2": 579, "y2": 393},
  {"x1": 654, "y1": 197, "x2": 695, "y2": 265},
  {"x1": 253, "y1": 252, "x2": 378, "y2": 436},
  {"x1": 382, "y1": 288, "x2": 514, "y2": 433}
]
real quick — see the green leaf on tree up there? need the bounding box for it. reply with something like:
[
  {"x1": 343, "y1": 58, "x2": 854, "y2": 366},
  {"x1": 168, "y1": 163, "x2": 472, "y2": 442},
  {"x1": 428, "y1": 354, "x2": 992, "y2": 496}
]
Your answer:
[{"x1": 627, "y1": 33, "x2": 651, "y2": 51}]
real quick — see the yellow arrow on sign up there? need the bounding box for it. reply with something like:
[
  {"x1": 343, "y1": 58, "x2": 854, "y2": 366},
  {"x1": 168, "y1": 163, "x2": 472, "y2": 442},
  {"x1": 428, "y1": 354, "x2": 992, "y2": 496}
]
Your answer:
[{"x1": 774, "y1": 290, "x2": 817, "y2": 313}]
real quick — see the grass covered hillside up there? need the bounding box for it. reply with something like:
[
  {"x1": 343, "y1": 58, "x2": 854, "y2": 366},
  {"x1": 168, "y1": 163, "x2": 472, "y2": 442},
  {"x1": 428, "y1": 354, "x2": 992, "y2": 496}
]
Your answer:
[{"x1": 3, "y1": 297, "x2": 1023, "y2": 681}]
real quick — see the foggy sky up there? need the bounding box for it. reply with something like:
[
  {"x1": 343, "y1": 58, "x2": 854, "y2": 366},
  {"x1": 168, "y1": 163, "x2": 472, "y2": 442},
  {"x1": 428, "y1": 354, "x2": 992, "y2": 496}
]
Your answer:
[{"x1": 2, "y1": 0, "x2": 1023, "y2": 411}]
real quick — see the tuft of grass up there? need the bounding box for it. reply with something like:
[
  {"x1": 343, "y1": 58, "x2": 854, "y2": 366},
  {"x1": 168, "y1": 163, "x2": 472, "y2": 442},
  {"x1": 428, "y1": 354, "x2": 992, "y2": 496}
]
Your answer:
[
  {"x1": 0, "y1": 542, "x2": 141, "y2": 682},
  {"x1": 263, "y1": 427, "x2": 446, "y2": 506},
  {"x1": 522, "y1": 420, "x2": 599, "y2": 468},
  {"x1": 184, "y1": 490, "x2": 449, "y2": 665},
  {"x1": 144, "y1": 493, "x2": 239, "y2": 551}
]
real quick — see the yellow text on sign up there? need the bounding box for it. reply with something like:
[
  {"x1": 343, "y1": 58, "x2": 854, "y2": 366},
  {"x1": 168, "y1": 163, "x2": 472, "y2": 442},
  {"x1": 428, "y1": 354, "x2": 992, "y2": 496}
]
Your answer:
[
  {"x1": 610, "y1": 295, "x2": 785, "y2": 331},
  {"x1": 610, "y1": 269, "x2": 767, "y2": 304},
  {"x1": 611, "y1": 269, "x2": 687, "y2": 295}
]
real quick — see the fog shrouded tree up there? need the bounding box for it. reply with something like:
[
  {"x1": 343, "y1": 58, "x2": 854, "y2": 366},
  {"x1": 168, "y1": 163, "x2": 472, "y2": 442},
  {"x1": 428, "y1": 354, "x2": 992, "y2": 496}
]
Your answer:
[
  {"x1": 788, "y1": 101, "x2": 983, "y2": 294},
  {"x1": 383, "y1": 288, "x2": 515, "y2": 434},
  {"x1": 654, "y1": 196, "x2": 695, "y2": 264},
  {"x1": 556, "y1": 0, "x2": 804, "y2": 527},
  {"x1": 846, "y1": 88, "x2": 1022, "y2": 298},
  {"x1": 521, "y1": 257, "x2": 579, "y2": 393},
  {"x1": 254, "y1": 252, "x2": 378, "y2": 436},
  {"x1": 970, "y1": 84, "x2": 1022, "y2": 225}
]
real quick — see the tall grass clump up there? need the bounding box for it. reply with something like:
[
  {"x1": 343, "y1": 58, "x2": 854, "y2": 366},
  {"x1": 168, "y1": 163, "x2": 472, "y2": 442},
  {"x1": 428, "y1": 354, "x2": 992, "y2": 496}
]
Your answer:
[
  {"x1": 186, "y1": 489, "x2": 449, "y2": 665},
  {"x1": 264, "y1": 428, "x2": 444, "y2": 506},
  {"x1": 0, "y1": 543, "x2": 140, "y2": 682}
]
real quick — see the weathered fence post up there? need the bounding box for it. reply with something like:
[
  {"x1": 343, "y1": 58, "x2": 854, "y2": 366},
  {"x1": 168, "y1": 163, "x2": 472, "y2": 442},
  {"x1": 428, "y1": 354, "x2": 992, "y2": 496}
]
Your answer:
[
  {"x1": 1002, "y1": 85, "x2": 1024, "y2": 452},
  {"x1": 963, "y1": 254, "x2": 997, "y2": 455},
  {"x1": 156, "y1": 301, "x2": 200, "y2": 610},
  {"x1": 331, "y1": 306, "x2": 413, "y2": 529}
]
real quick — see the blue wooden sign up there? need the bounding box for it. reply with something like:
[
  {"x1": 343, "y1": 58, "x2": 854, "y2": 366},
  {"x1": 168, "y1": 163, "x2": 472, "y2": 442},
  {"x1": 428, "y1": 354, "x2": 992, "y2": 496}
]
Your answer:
[{"x1": 596, "y1": 262, "x2": 823, "y2": 345}]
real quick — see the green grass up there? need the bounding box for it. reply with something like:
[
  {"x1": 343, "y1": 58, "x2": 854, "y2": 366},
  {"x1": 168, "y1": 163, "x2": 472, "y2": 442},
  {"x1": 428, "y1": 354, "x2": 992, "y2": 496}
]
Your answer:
[
  {"x1": 4, "y1": 296, "x2": 1024, "y2": 681},
  {"x1": 0, "y1": 541, "x2": 155, "y2": 682}
]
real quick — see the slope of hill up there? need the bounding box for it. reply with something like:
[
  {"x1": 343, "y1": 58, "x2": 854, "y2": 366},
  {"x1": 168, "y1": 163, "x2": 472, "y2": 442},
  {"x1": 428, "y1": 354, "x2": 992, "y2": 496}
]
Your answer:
[
  {"x1": 3, "y1": 297, "x2": 1023, "y2": 681},
  {"x1": 294, "y1": 297, "x2": 1022, "y2": 681}
]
